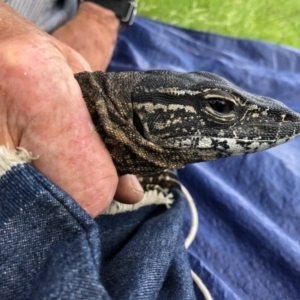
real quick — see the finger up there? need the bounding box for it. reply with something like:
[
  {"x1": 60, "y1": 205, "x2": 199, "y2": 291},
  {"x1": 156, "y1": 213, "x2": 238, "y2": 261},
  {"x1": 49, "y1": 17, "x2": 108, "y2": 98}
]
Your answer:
[{"x1": 114, "y1": 175, "x2": 144, "y2": 204}]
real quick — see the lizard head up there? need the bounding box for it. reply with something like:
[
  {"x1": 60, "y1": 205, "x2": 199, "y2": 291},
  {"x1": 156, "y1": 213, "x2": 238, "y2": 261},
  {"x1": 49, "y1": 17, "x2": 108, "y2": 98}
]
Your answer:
[
  {"x1": 75, "y1": 70, "x2": 300, "y2": 175},
  {"x1": 132, "y1": 70, "x2": 300, "y2": 163}
]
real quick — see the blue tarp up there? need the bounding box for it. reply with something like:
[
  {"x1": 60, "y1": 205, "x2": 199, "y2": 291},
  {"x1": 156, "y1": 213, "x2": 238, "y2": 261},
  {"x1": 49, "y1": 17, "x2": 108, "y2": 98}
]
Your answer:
[{"x1": 109, "y1": 17, "x2": 300, "y2": 300}]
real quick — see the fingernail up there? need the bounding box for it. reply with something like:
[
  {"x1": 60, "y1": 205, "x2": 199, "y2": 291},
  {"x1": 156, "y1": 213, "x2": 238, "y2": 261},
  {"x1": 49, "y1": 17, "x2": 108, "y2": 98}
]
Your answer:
[
  {"x1": 132, "y1": 188, "x2": 144, "y2": 195},
  {"x1": 130, "y1": 175, "x2": 144, "y2": 194}
]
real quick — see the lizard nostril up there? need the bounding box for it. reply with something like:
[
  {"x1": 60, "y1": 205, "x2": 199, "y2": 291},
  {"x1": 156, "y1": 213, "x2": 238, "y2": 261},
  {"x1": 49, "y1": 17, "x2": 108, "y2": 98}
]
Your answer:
[{"x1": 283, "y1": 114, "x2": 294, "y2": 122}]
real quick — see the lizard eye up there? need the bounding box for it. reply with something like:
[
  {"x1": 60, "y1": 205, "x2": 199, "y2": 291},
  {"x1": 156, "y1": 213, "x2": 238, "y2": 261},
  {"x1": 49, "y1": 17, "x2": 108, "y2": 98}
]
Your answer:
[
  {"x1": 208, "y1": 98, "x2": 234, "y2": 114},
  {"x1": 203, "y1": 91, "x2": 236, "y2": 124}
]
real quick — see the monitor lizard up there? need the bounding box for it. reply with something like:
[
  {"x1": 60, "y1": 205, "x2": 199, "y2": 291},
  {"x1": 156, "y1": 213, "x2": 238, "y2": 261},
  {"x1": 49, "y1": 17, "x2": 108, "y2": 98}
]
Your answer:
[{"x1": 74, "y1": 70, "x2": 300, "y2": 176}]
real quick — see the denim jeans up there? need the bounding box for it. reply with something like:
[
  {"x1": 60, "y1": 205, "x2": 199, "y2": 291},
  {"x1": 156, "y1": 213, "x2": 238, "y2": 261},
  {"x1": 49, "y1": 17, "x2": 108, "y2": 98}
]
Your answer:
[{"x1": 0, "y1": 162, "x2": 196, "y2": 299}]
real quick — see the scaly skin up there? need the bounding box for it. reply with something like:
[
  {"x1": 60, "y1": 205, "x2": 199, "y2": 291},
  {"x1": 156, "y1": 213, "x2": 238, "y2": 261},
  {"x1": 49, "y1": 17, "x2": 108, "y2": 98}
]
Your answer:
[{"x1": 75, "y1": 70, "x2": 300, "y2": 175}]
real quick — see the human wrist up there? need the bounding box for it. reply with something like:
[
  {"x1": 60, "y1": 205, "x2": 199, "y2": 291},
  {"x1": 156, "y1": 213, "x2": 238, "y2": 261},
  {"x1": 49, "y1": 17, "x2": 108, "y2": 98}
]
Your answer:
[
  {"x1": 52, "y1": 1, "x2": 119, "y2": 71},
  {"x1": 78, "y1": 1, "x2": 120, "y2": 29}
]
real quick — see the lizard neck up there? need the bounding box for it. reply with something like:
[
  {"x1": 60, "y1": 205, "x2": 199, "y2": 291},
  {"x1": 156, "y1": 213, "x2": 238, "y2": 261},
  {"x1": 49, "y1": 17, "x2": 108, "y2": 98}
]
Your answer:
[{"x1": 75, "y1": 71, "x2": 170, "y2": 175}]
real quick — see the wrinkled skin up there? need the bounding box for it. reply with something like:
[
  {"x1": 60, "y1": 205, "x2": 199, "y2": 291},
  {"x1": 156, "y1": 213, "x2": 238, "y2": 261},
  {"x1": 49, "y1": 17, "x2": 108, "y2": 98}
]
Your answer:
[{"x1": 0, "y1": 2, "x2": 143, "y2": 218}]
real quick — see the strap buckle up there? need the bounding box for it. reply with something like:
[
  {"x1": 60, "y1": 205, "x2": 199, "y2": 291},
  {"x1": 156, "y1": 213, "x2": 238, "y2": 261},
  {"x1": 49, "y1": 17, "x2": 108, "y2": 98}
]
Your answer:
[{"x1": 119, "y1": 1, "x2": 136, "y2": 25}]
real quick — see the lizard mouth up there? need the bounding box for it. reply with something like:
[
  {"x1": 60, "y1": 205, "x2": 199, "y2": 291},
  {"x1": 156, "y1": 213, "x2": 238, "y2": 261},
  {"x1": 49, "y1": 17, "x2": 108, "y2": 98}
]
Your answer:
[
  {"x1": 165, "y1": 133, "x2": 298, "y2": 152},
  {"x1": 159, "y1": 119, "x2": 300, "y2": 144}
]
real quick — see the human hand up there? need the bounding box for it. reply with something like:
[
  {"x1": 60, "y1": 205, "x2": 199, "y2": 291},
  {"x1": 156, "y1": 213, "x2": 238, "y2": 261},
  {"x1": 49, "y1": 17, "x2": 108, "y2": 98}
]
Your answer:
[
  {"x1": 0, "y1": 2, "x2": 143, "y2": 217},
  {"x1": 52, "y1": 2, "x2": 120, "y2": 71}
]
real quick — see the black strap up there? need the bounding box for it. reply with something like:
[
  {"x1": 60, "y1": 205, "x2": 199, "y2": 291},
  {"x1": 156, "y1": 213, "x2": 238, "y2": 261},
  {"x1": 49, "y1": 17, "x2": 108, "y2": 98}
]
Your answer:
[{"x1": 80, "y1": 0, "x2": 136, "y2": 25}]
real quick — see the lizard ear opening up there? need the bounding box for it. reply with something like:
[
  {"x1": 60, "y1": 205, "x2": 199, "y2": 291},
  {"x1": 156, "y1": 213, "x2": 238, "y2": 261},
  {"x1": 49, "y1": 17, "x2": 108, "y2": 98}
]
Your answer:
[{"x1": 133, "y1": 111, "x2": 146, "y2": 138}]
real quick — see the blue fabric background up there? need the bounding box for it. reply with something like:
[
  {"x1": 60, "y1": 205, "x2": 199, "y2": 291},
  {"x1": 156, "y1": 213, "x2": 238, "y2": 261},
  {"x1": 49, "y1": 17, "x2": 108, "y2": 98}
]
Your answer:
[{"x1": 109, "y1": 16, "x2": 300, "y2": 300}]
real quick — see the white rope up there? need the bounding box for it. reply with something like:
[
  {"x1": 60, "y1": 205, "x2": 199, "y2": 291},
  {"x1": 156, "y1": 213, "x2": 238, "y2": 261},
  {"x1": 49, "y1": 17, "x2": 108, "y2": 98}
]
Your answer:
[
  {"x1": 168, "y1": 177, "x2": 214, "y2": 300},
  {"x1": 181, "y1": 183, "x2": 199, "y2": 249},
  {"x1": 191, "y1": 270, "x2": 214, "y2": 300}
]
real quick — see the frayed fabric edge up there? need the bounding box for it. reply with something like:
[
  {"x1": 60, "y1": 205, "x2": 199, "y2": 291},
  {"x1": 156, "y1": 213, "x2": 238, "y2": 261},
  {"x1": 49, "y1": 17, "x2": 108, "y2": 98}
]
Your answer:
[
  {"x1": 0, "y1": 146, "x2": 34, "y2": 177},
  {"x1": 103, "y1": 189, "x2": 174, "y2": 215}
]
